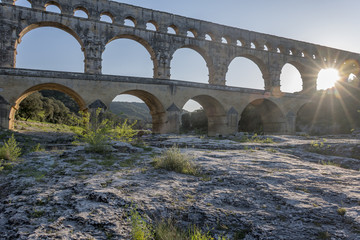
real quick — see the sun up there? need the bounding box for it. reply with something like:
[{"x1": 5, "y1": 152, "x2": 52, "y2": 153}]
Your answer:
[{"x1": 317, "y1": 68, "x2": 340, "y2": 90}]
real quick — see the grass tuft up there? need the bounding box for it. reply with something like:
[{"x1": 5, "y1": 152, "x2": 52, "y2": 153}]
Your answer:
[{"x1": 152, "y1": 146, "x2": 199, "y2": 176}]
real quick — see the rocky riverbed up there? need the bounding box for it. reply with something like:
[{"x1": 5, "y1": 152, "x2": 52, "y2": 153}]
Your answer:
[{"x1": 0, "y1": 131, "x2": 359, "y2": 239}]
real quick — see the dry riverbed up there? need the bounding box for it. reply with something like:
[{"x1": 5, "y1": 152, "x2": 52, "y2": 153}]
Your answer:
[{"x1": 0, "y1": 131, "x2": 359, "y2": 239}]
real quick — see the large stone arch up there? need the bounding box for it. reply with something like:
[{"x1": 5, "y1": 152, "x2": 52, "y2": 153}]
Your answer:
[
  {"x1": 239, "y1": 98, "x2": 287, "y2": 133},
  {"x1": 104, "y1": 35, "x2": 157, "y2": 78},
  {"x1": 8, "y1": 83, "x2": 86, "y2": 129},
  {"x1": 15, "y1": 21, "x2": 84, "y2": 68},
  {"x1": 227, "y1": 54, "x2": 270, "y2": 89},
  {"x1": 280, "y1": 61, "x2": 306, "y2": 93},
  {"x1": 118, "y1": 90, "x2": 166, "y2": 133},
  {"x1": 171, "y1": 44, "x2": 213, "y2": 83},
  {"x1": 180, "y1": 95, "x2": 227, "y2": 136}
]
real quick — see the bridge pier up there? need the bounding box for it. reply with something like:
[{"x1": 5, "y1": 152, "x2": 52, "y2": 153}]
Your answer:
[{"x1": 0, "y1": 96, "x2": 10, "y2": 129}]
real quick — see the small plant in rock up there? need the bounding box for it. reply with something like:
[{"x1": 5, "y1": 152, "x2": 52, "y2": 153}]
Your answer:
[
  {"x1": 129, "y1": 208, "x2": 153, "y2": 240},
  {"x1": 152, "y1": 145, "x2": 199, "y2": 175},
  {"x1": 72, "y1": 109, "x2": 137, "y2": 153},
  {"x1": 0, "y1": 134, "x2": 22, "y2": 170},
  {"x1": 337, "y1": 208, "x2": 346, "y2": 216},
  {"x1": 238, "y1": 133, "x2": 274, "y2": 143},
  {"x1": 309, "y1": 139, "x2": 329, "y2": 154}
]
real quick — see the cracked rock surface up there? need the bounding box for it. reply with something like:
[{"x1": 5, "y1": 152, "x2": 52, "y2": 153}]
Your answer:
[{"x1": 0, "y1": 134, "x2": 359, "y2": 239}]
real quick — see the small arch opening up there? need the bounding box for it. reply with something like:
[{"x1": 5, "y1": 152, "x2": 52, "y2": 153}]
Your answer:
[
  {"x1": 74, "y1": 8, "x2": 88, "y2": 19},
  {"x1": 264, "y1": 45, "x2": 269, "y2": 51},
  {"x1": 167, "y1": 25, "x2": 178, "y2": 35},
  {"x1": 237, "y1": 40, "x2": 243, "y2": 47},
  {"x1": 187, "y1": 30, "x2": 196, "y2": 38},
  {"x1": 221, "y1": 37, "x2": 228, "y2": 44},
  {"x1": 276, "y1": 48, "x2": 281, "y2": 53},
  {"x1": 15, "y1": 0, "x2": 31, "y2": 8},
  {"x1": 124, "y1": 17, "x2": 136, "y2": 27},
  {"x1": 45, "y1": 2, "x2": 61, "y2": 13},
  {"x1": 100, "y1": 13, "x2": 114, "y2": 23},
  {"x1": 250, "y1": 42, "x2": 256, "y2": 49},
  {"x1": 146, "y1": 21, "x2": 157, "y2": 31},
  {"x1": 205, "y1": 34, "x2": 212, "y2": 41}
]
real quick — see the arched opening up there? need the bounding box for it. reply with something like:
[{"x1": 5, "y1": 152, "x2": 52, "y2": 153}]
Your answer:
[
  {"x1": 170, "y1": 47, "x2": 209, "y2": 83},
  {"x1": 16, "y1": 26, "x2": 84, "y2": 72},
  {"x1": 45, "y1": 1, "x2": 61, "y2": 13},
  {"x1": 316, "y1": 68, "x2": 340, "y2": 90},
  {"x1": 124, "y1": 17, "x2": 136, "y2": 27},
  {"x1": 239, "y1": 99, "x2": 286, "y2": 134},
  {"x1": 111, "y1": 90, "x2": 165, "y2": 133},
  {"x1": 110, "y1": 95, "x2": 152, "y2": 131},
  {"x1": 226, "y1": 56, "x2": 265, "y2": 89},
  {"x1": 102, "y1": 37, "x2": 154, "y2": 78},
  {"x1": 74, "y1": 7, "x2": 88, "y2": 19},
  {"x1": 205, "y1": 34, "x2": 212, "y2": 41},
  {"x1": 250, "y1": 42, "x2": 256, "y2": 49},
  {"x1": 167, "y1": 25, "x2": 177, "y2": 35},
  {"x1": 9, "y1": 83, "x2": 86, "y2": 130},
  {"x1": 280, "y1": 63, "x2": 303, "y2": 93},
  {"x1": 146, "y1": 21, "x2": 157, "y2": 31},
  {"x1": 181, "y1": 95, "x2": 226, "y2": 136},
  {"x1": 237, "y1": 40, "x2": 245, "y2": 47},
  {"x1": 187, "y1": 31, "x2": 196, "y2": 38},
  {"x1": 15, "y1": 0, "x2": 31, "y2": 8},
  {"x1": 100, "y1": 13, "x2": 113, "y2": 23},
  {"x1": 221, "y1": 37, "x2": 228, "y2": 44}
]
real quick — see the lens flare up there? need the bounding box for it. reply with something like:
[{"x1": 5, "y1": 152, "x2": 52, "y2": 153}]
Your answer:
[{"x1": 317, "y1": 68, "x2": 340, "y2": 90}]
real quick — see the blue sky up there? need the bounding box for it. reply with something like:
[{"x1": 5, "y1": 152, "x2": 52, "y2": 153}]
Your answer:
[{"x1": 14, "y1": 0, "x2": 360, "y2": 110}]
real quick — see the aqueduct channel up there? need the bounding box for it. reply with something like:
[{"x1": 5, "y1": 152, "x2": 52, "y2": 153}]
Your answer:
[{"x1": 1, "y1": 0, "x2": 360, "y2": 135}]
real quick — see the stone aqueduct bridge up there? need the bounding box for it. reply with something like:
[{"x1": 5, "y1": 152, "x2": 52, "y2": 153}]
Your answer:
[{"x1": 1, "y1": 0, "x2": 360, "y2": 135}]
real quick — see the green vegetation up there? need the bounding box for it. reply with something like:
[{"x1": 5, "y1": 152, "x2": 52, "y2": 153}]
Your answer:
[
  {"x1": 308, "y1": 139, "x2": 329, "y2": 153},
  {"x1": 0, "y1": 134, "x2": 22, "y2": 171},
  {"x1": 317, "y1": 231, "x2": 331, "y2": 240},
  {"x1": 130, "y1": 208, "x2": 228, "y2": 240},
  {"x1": 16, "y1": 91, "x2": 76, "y2": 125},
  {"x1": 152, "y1": 146, "x2": 199, "y2": 176},
  {"x1": 72, "y1": 109, "x2": 137, "y2": 153},
  {"x1": 110, "y1": 101, "x2": 151, "y2": 129},
  {"x1": 181, "y1": 109, "x2": 208, "y2": 134},
  {"x1": 238, "y1": 134, "x2": 274, "y2": 143},
  {"x1": 130, "y1": 208, "x2": 153, "y2": 240},
  {"x1": 337, "y1": 208, "x2": 346, "y2": 216}
]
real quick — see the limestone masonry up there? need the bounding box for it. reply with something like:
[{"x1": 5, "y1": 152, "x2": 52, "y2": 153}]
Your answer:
[{"x1": 0, "y1": 0, "x2": 359, "y2": 135}]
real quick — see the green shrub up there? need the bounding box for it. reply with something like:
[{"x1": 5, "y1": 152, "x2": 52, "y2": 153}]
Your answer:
[
  {"x1": 154, "y1": 220, "x2": 228, "y2": 240},
  {"x1": 130, "y1": 208, "x2": 153, "y2": 240},
  {"x1": 337, "y1": 208, "x2": 346, "y2": 216},
  {"x1": 238, "y1": 133, "x2": 274, "y2": 143},
  {"x1": 0, "y1": 134, "x2": 22, "y2": 171},
  {"x1": 153, "y1": 146, "x2": 198, "y2": 175},
  {"x1": 72, "y1": 109, "x2": 137, "y2": 153}
]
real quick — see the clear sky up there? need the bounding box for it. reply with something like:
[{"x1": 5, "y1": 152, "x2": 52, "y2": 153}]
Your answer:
[{"x1": 14, "y1": 0, "x2": 360, "y2": 111}]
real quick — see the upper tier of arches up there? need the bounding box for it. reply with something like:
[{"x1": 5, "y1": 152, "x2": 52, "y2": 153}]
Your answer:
[
  {"x1": 2, "y1": 0, "x2": 360, "y2": 93},
  {"x1": 5, "y1": 0, "x2": 356, "y2": 62}
]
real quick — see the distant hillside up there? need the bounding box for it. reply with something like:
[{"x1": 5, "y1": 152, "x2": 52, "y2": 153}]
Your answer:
[{"x1": 109, "y1": 102, "x2": 151, "y2": 122}]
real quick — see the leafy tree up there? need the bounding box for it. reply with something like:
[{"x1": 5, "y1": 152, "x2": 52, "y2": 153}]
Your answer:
[{"x1": 17, "y1": 92, "x2": 43, "y2": 121}]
